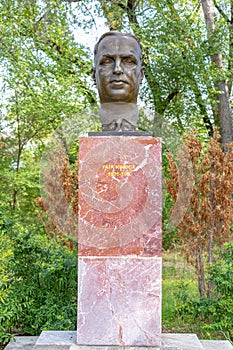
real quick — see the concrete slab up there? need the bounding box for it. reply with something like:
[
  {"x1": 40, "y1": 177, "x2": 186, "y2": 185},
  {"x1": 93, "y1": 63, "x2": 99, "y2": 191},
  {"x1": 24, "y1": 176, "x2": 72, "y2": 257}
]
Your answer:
[
  {"x1": 71, "y1": 346, "x2": 185, "y2": 350},
  {"x1": 70, "y1": 344, "x2": 186, "y2": 350},
  {"x1": 162, "y1": 333, "x2": 203, "y2": 349},
  {"x1": 6, "y1": 332, "x2": 207, "y2": 350},
  {"x1": 35, "y1": 332, "x2": 204, "y2": 349},
  {"x1": 201, "y1": 340, "x2": 233, "y2": 349},
  {"x1": 4, "y1": 332, "x2": 233, "y2": 350},
  {"x1": 5, "y1": 336, "x2": 38, "y2": 349},
  {"x1": 33, "y1": 331, "x2": 76, "y2": 350}
]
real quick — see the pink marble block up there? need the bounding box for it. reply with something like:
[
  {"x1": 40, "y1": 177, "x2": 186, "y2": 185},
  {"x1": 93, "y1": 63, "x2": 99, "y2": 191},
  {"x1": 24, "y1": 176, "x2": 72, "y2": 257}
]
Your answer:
[
  {"x1": 77, "y1": 257, "x2": 162, "y2": 346},
  {"x1": 78, "y1": 136, "x2": 162, "y2": 255},
  {"x1": 77, "y1": 136, "x2": 162, "y2": 346}
]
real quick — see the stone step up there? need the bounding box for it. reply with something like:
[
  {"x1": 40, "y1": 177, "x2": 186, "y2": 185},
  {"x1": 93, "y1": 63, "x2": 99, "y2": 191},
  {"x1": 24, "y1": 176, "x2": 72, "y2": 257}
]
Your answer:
[
  {"x1": 162, "y1": 333, "x2": 204, "y2": 349},
  {"x1": 200, "y1": 340, "x2": 233, "y2": 350},
  {"x1": 4, "y1": 333, "x2": 233, "y2": 350},
  {"x1": 4, "y1": 336, "x2": 38, "y2": 350},
  {"x1": 33, "y1": 331, "x2": 75, "y2": 350},
  {"x1": 32, "y1": 331, "x2": 204, "y2": 350}
]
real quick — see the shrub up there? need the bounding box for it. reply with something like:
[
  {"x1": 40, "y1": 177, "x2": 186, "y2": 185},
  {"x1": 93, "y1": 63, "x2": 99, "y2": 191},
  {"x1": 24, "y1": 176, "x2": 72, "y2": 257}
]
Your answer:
[
  {"x1": 0, "y1": 214, "x2": 77, "y2": 344},
  {"x1": 175, "y1": 242, "x2": 233, "y2": 341}
]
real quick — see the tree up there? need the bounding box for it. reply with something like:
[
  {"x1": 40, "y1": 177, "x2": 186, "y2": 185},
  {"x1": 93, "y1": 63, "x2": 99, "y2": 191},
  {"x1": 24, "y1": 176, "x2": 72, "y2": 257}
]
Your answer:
[
  {"x1": 201, "y1": 0, "x2": 233, "y2": 145},
  {"x1": 0, "y1": 0, "x2": 97, "y2": 213},
  {"x1": 166, "y1": 129, "x2": 233, "y2": 297},
  {"x1": 0, "y1": 4, "x2": 93, "y2": 342}
]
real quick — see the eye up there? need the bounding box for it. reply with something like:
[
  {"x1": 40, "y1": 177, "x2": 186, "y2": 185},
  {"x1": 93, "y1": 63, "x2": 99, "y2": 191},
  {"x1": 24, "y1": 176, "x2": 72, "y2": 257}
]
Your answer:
[
  {"x1": 123, "y1": 57, "x2": 137, "y2": 65},
  {"x1": 100, "y1": 57, "x2": 114, "y2": 65}
]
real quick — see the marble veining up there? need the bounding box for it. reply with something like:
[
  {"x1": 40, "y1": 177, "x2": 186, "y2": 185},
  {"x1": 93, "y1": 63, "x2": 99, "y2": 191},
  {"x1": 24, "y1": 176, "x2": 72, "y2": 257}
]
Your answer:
[
  {"x1": 77, "y1": 136, "x2": 162, "y2": 347},
  {"x1": 77, "y1": 257, "x2": 162, "y2": 346},
  {"x1": 78, "y1": 137, "x2": 162, "y2": 254}
]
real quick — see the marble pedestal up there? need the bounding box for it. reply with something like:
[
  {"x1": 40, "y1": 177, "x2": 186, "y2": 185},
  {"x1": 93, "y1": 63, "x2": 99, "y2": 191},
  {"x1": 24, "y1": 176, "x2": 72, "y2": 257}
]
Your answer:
[{"x1": 77, "y1": 136, "x2": 162, "y2": 346}]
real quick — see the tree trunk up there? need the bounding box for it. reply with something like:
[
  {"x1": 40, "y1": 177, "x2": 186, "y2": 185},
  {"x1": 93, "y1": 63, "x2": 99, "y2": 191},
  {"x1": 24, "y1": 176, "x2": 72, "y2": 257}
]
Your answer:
[
  {"x1": 197, "y1": 249, "x2": 206, "y2": 297},
  {"x1": 217, "y1": 80, "x2": 233, "y2": 145},
  {"x1": 227, "y1": 1, "x2": 233, "y2": 94},
  {"x1": 201, "y1": 0, "x2": 233, "y2": 145}
]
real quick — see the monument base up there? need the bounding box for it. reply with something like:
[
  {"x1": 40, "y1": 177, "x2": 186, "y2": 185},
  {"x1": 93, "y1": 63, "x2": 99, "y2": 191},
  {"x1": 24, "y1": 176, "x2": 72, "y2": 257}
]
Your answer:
[
  {"x1": 77, "y1": 257, "x2": 161, "y2": 346},
  {"x1": 5, "y1": 332, "x2": 233, "y2": 350},
  {"x1": 77, "y1": 136, "x2": 162, "y2": 347}
]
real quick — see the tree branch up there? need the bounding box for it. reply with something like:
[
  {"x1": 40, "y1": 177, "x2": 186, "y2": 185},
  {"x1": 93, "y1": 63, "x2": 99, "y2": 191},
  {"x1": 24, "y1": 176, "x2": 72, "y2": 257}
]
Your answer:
[
  {"x1": 126, "y1": 0, "x2": 138, "y2": 24},
  {"x1": 163, "y1": 91, "x2": 179, "y2": 109},
  {"x1": 191, "y1": 0, "x2": 201, "y2": 17},
  {"x1": 115, "y1": 2, "x2": 127, "y2": 11},
  {"x1": 213, "y1": 0, "x2": 230, "y2": 22}
]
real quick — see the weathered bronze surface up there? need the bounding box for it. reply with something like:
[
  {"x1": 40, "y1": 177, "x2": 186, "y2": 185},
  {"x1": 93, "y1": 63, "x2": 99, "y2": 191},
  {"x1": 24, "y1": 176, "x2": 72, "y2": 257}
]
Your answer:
[{"x1": 93, "y1": 31, "x2": 144, "y2": 132}]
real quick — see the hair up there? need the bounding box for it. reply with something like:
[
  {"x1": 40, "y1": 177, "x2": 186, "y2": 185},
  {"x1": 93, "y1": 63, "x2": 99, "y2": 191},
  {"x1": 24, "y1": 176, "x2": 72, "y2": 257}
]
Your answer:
[{"x1": 94, "y1": 31, "x2": 143, "y2": 62}]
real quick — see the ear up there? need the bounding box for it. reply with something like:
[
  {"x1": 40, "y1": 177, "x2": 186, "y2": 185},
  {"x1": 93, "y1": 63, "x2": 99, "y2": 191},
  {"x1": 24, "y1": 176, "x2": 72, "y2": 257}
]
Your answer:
[
  {"x1": 92, "y1": 67, "x2": 96, "y2": 84},
  {"x1": 140, "y1": 67, "x2": 144, "y2": 84}
]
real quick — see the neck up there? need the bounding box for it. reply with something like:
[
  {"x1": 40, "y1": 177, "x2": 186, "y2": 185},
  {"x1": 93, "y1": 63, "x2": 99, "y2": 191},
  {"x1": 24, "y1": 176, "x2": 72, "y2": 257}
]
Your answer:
[{"x1": 99, "y1": 102, "x2": 138, "y2": 132}]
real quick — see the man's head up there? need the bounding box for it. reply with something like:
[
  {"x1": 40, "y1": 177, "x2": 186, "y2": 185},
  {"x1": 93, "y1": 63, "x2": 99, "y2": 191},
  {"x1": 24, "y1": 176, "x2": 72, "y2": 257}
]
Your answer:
[{"x1": 93, "y1": 31, "x2": 144, "y2": 104}]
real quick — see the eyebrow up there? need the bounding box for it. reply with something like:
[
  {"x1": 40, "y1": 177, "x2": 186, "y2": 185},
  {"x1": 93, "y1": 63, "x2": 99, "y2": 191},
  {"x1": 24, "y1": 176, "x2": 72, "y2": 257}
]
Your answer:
[
  {"x1": 101, "y1": 54, "x2": 113, "y2": 58},
  {"x1": 100, "y1": 54, "x2": 138, "y2": 59}
]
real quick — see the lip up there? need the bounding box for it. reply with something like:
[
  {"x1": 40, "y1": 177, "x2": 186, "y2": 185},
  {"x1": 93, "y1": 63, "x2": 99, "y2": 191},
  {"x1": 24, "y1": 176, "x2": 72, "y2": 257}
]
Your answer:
[{"x1": 109, "y1": 80, "x2": 128, "y2": 87}]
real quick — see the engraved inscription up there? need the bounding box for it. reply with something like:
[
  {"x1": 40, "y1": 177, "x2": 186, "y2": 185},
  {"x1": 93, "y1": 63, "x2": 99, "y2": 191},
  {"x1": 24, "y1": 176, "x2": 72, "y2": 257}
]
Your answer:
[{"x1": 102, "y1": 164, "x2": 136, "y2": 177}]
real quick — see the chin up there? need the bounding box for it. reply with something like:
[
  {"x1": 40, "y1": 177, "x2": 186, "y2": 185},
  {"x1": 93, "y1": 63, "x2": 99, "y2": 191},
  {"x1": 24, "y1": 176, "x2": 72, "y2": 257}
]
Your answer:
[{"x1": 109, "y1": 91, "x2": 131, "y2": 101}]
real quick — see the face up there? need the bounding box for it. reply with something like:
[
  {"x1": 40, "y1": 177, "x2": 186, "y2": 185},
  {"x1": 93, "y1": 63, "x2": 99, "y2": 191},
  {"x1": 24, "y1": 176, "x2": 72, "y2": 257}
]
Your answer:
[{"x1": 93, "y1": 35, "x2": 144, "y2": 104}]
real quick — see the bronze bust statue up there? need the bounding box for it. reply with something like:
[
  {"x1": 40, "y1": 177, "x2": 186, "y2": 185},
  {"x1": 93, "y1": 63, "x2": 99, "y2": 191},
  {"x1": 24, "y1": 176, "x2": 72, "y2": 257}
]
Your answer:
[{"x1": 93, "y1": 31, "x2": 144, "y2": 132}]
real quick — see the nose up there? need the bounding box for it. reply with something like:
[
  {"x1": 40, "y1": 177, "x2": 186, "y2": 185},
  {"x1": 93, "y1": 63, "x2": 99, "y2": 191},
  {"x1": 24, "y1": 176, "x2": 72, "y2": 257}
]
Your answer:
[{"x1": 113, "y1": 58, "x2": 123, "y2": 74}]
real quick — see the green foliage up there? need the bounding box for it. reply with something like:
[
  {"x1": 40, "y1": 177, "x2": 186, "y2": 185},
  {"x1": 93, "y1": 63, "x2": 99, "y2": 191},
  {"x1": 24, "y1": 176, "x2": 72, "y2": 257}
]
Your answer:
[
  {"x1": 1, "y1": 0, "x2": 95, "y2": 131},
  {"x1": 162, "y1": 251, "x2": 202, "y2": 335},
  {"x1": 209, "y1": 243, "x2": 233, "y2": 297},
  {"x1": 0, "y1": 0, "x2": 97, "y2": 216},
  {"x1": 1, "y1": 0, "x2": 233, "y2": 344},
  {"x1": 0, "y1": 209, "x2": 15, "y2": 344},
  {"x1": 0, "y1": 212, "x2": 77, "y2": 344},
  {"x1": 175, "y1": 243, "x2": 233, "y2": 341}
]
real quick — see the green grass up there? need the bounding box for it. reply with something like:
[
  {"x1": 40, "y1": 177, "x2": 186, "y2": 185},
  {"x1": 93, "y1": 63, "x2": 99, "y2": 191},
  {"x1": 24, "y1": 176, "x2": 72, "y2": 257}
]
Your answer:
[
  {"x1": 162, "y1": 250, "x2": 229, "y2": 341},
  {"x1": 162, "y1": 250, "x2": 196, "y2": 329}
]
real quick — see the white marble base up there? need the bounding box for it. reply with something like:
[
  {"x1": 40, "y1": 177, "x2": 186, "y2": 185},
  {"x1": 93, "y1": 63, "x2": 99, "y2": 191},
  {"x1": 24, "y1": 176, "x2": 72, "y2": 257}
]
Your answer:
[{"x1": 4, "y1": 332, "x2": 233, "y2": 350}]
